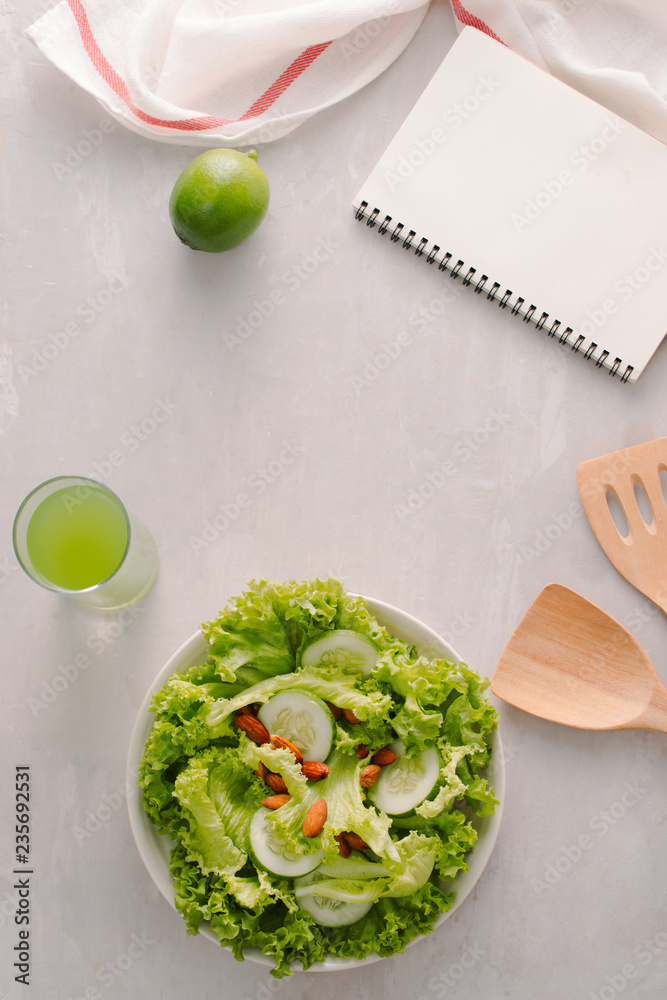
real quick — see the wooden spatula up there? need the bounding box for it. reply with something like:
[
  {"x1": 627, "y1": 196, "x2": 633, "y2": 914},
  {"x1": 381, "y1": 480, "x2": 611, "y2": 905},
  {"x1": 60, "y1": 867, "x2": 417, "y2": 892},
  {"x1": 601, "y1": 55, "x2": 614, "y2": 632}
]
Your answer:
[
  {"x1": 491, "y1": 584, "x2": 667, "y2": 733},
  {"x1": 576, "y1": 437, "x2": 667, "y2": 615}
]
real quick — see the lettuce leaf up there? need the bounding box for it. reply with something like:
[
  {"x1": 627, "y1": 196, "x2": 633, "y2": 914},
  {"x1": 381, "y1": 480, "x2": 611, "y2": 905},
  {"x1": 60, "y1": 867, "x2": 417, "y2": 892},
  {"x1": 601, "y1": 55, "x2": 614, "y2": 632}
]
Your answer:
[
  {"x1": 414, "y1": 744, "x2": 471, "y2": 820},
  {"x1": 391, "y1": 809, "x2": 479, "y2": 883},
  {"x1": 173, "y1": 747, "x2": 264, "y2": 877},
  {"x1": 138, "y1": 679, "x2": 231, "y2": 834},
  {"x1": 381, "y1": 832, "x2": 439, "y2": 896},
  {"x1": 205, "y1": 664, "x2": 394, "y2": 736},
  {"x1": 238, "y1": 741, "x2": 397, "y2": 862},
  {"x1": 375, "y1": 645, "x2": 498, "y2": 755},
  {"x1": 202, "y1": 577, "x2": 349, "y2": 683},
  {"x1": 313, "y1": 749, "x2": 396, "y2": 862},
  {"x1": 297, "y1": 831, "x2": 438, "y2": 903},
  {"x1": 202, "y1": 582, "x2": 295, "y2": 684},
  {"x1": 321, "y1": 880, "x2": 454, "y2": 961},
  {"x1": 170, "y1": 844, "x2": 326, "y2": 977},
  {"x1": 138, "y1": 577, "x2": 499, "y2": 976}
]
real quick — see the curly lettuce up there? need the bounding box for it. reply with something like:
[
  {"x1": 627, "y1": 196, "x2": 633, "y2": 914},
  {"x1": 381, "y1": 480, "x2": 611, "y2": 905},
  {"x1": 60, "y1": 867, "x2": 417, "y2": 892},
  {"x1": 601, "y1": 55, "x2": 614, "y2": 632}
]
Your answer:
[{"x1": 138, "y1": 577, "x2": 499, "y2": 976}]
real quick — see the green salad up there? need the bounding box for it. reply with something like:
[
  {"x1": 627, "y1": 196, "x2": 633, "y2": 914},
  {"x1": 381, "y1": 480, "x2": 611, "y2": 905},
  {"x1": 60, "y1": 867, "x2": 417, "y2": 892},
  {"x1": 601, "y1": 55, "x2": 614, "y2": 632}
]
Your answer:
[{"x1": 138, "y1": 578, "x2": 499, "y2": 977}]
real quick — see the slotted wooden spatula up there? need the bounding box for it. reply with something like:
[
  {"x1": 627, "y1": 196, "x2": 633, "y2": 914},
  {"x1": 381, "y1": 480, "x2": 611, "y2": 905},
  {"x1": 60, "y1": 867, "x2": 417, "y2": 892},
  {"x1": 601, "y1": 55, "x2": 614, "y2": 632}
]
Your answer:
[
  {"x1": 491, "y1": 584, "x2": 667, "y2": 733},
  {"x1": 576, "y1": 437, "x2": 667, "y2": 615}
]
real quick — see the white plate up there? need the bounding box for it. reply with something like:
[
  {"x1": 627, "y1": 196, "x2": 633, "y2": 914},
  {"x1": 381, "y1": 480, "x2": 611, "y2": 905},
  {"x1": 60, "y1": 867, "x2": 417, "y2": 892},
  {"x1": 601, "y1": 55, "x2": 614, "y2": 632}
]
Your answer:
[{"x1": 126, "y1": 595, "x2": 505, "y2": 972}]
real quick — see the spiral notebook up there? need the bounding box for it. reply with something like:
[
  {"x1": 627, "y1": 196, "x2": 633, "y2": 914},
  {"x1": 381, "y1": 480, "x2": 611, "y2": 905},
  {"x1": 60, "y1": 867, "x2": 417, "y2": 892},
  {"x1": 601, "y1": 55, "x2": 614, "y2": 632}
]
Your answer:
[{"x1": 353, "y1": 27, "x2": 667, "y2": 383}]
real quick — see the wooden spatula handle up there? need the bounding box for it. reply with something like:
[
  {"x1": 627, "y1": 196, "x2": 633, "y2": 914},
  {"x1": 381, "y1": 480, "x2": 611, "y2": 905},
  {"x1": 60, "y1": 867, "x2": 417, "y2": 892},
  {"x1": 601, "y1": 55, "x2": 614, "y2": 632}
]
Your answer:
[
  {"x1": 650, "y1": 588, "x2": 667, "y2": 618},
  {"x1": 635, "y1": 683, "x2": 667, "y2": 734}
]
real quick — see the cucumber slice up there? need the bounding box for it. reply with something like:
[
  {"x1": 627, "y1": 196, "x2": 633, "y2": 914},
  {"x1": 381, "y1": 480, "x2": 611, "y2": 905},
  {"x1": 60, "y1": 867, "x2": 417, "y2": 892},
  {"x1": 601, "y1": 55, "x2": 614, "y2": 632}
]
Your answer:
[
  {"x1": 257, "y1": 690, "x2": 334, "y2": 762},
  {"x1": 367, "y1": 743, "x2": 441, "y2": 817},
  {"x1": 294, "y1": 873, "x2": 375, "y2": 927},
  {"x1": 301, "y1": 630, "x2": 378, "y2": 677},
  {"x1": 318, "y1": 853, "x2": 389, "y2": 880},
  {"x1": 248, "y1": 807, "x2": 324, "y2": 878},
  {"x1": 296, "y1": 889, "x2": 374, "y2": 928}
]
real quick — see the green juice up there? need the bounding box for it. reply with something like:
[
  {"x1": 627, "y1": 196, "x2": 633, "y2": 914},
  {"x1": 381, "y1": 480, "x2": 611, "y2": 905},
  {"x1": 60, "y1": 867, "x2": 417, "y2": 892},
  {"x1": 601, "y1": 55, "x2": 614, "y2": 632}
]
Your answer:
[{"x1": 25, "y1": 485, "x2": 128, "y2": 591}]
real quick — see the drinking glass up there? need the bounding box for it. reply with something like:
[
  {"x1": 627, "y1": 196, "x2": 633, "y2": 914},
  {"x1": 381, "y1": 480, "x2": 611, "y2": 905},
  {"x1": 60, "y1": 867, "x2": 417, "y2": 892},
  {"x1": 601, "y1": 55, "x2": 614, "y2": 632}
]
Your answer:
[{"x1": 13, "y1": 476, "x2": 158, "y2": 610}]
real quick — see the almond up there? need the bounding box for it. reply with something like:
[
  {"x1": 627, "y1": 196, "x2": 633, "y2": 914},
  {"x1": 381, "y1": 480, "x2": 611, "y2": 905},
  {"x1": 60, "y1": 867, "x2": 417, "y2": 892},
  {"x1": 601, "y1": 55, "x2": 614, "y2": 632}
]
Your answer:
[
  {"x1": 359, "y1": 764, "x2": 382, "y2": 788},
  {"x1": 303, "y1": 798, "x2": 327, "y2": 838},
  {"x1": 344, "y1": 832, "x2": 370, "y2": 851},
  {"x1": 301, "y1": 761, "x2": 329, "y2": 782},
  {"x1": 342, "y1": 708, "x2": 362, "y2": 725},
  {"x1": 335, "y1": 833, "x2": 351, "y2": 858},
  {"x1": 371, "y1": 747, "x2": 397, "y2": 766},
  {"x1": 270, "y1": 734, "x2": 303, "y2": 764},
  {"x1": 238, "y1": 703, "x2": 259, "y2": 716},
  {"x1": 326, "y1": 701, "x2": 342, "y2": 721},
  {"x1": 261, "y1": 794, "x2": 290, "y2": 810},
  {"x1": 265, "y1": 771, "x2": 288, "y2": 794},
  {"x1": 235, "y1": 713, "x2": 270, "y2": 744},
  {"x1": 355, "y1": 744, "x2": 369, "y2": 759},
  {"x1": 253, "y1": 760, "x2": 268, "y2": 781}
]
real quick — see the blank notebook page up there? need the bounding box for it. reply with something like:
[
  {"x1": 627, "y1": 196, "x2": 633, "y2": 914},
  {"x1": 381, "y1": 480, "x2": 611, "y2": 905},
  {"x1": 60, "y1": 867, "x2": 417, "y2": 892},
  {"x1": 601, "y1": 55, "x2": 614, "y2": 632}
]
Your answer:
[{"x1": 354, "y1": 27, "x2": 667, "y2": 382}]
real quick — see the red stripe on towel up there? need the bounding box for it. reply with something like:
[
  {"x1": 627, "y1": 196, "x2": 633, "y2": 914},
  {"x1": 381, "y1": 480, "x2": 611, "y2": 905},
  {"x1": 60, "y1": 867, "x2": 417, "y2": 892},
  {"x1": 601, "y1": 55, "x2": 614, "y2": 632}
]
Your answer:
[
  {"x1": 450, "y1": 1, "x2": 506, "y2": 45},
  {"x1": 65, "y1": 0, "x2": 332, "y2": 131}
]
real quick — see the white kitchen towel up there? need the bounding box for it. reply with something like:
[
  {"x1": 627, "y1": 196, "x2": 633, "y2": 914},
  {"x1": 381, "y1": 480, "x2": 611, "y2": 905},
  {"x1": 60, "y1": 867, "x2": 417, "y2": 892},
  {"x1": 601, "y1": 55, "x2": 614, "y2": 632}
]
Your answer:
[
  {"x1": 26, "y1": 1, "x2": 667, "y2": 147},
  {"x1": 449, "y1": 0, "x2": 667, "y2": 144},
  {"x1": 26, "y1": 0, "x2": 432, "y2": 146}
]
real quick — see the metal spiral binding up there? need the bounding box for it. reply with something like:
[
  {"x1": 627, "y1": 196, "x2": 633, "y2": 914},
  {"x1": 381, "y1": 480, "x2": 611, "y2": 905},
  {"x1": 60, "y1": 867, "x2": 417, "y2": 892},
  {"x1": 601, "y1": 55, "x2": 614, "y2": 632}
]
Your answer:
[{"x1": 354, "y1": 202, "x2": 633, "y2": 383}]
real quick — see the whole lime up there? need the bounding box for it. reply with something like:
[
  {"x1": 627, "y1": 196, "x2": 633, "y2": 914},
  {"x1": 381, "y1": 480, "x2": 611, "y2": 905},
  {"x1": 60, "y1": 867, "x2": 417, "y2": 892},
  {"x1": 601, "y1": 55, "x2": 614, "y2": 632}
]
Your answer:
[{"x1": 169, "y1": 148, "x2": 270, "y2": 253}]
